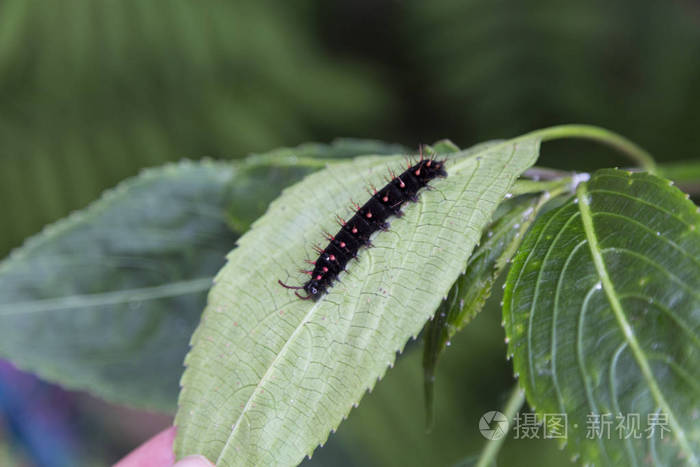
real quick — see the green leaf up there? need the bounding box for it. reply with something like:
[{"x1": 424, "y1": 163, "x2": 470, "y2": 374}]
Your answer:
[
  {"x1": 0, "y1": 161, "x2": 238, "y2": 411},
  {"x1": 174, "y1": 137, "x2": 541, "y2": 465},
  {"x1": 504, "y1": 169, "x2": 700, "y2": 466}
]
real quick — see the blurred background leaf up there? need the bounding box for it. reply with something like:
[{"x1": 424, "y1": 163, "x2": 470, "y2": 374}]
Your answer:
[
  {"x1": 0, "y1": 139, "x2": 402, "y2": 414},
  {"x1": 0, "y1": 160, "x2": 239, "y2": 413},
  {"x1": 1, "y1": 0, "x2": 699, "y2": 465}
]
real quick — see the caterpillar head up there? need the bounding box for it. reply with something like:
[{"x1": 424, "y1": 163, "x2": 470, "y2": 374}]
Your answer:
[
  {"x1": 414, "y1": 159, "x2": 447, "y2": 183},
  {"x1": 304, "y1": 279, "x2": 324, "y2": 301}
]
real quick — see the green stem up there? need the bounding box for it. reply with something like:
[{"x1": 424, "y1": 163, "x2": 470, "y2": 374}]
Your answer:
[
  {"x1": 520, "y1": 124, "x2": 658, "y2": 174},
  {"x1": 523, "y1": 166, "x2": 572, "y2": 181},
  {"x1": 657, "y1": 160, "x2": 700, "y2": 182},
  {"x1": 656, "y1": 160, "x2": 700, "y2": 195},
  {"x1": 510, "y1": 177, "x2": 572, "y2": 197},
  {"x1": 475, "y1": 385, "x2": 526, "y2": 467}
]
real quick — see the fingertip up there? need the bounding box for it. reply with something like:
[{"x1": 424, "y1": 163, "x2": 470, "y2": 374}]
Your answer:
[
  {"x1": 173, "y1": 454, "x2": 215, "y2": 467},
  {"x1": 114, "y1": 426, "x2": 177, "y2": 467}
]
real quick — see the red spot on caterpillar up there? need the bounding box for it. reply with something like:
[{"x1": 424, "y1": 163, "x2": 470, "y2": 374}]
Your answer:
[
  {"x1": 352, "y1": 227, "x2": 358, "y2": 234},
  {"x1": 366, "y1": 212, "x2": 372, "y2": 219},
  {"x1": 340, "y1": 242, "x2": 346, "y2": 248}
]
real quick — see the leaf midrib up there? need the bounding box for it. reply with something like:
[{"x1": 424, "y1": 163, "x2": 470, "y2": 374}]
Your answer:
[
  {"x1": 217, "y1": 267, "x2": 324, "y2": 463},
  {"x1": 576, "y1": 182, "x2": 698, "y2": 466},
  {"x1": 0, "y1": 277, "x2": 214, "y2": 316}
]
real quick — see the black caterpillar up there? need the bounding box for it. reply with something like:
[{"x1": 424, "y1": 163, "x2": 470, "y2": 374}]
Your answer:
[{"x1": 279, "y1": 150, "x2": 447, "y2": 300}]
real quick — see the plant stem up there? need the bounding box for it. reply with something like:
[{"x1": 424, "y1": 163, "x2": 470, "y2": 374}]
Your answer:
[
  {"x1": 657, "y1": 160, "x2": 700, "y2": 182},
  {"x1": 510, "y1": 177, "x2": 573, "y2": 197},
  {"x1": 522, "y1": 166, "x2": 572, "y2": 181},
  {"x1": 522, "y1": 129, "x2": 700, "y2": 191},
  {"x1": 656, "y1": 160, "x2": 700, "y2": 195},
  {"x1": 475, "y1": 385, "x2": 526, "y2": 467},
  {"x1": 522, "y1": 124, "x2": 658, "y2": 174}
]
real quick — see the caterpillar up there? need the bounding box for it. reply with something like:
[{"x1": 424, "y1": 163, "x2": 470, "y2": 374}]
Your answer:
[{"x1": 279, "y1": 149, "x2": 447, "y2": 300}]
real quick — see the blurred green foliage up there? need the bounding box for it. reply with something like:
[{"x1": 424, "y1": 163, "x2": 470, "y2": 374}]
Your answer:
[
  {"x1": 1, "y1": 0, "x2": 699, "y2": 465},
  {"x1": 0, "y1": 0, "x2": 393, "y2": 258},
  {"x1": 400, "y1": 0, "x2": 700, "y2": 163},
  {"x1": 2, "y1": 0, "x2": 699, "y2": 258}
]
